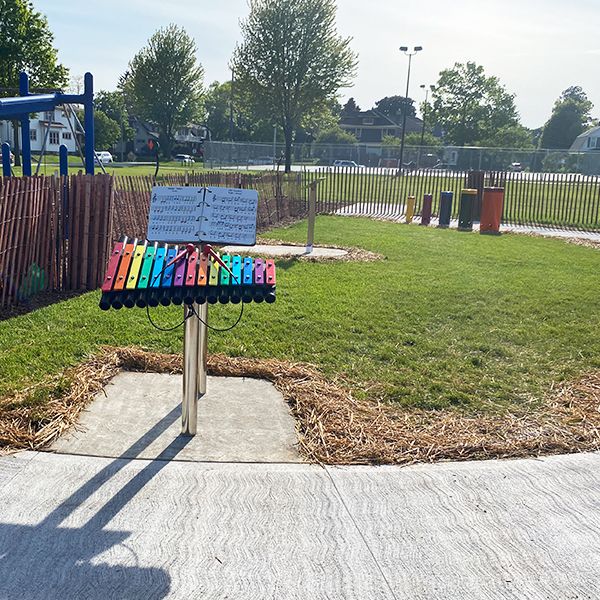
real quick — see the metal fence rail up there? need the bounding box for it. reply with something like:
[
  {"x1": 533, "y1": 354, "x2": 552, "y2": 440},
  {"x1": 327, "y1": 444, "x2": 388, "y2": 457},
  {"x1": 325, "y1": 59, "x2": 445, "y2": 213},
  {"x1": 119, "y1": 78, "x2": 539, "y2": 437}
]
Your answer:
[{"x1": 302, "y1": 168, "x2": 600, "y2": 231}]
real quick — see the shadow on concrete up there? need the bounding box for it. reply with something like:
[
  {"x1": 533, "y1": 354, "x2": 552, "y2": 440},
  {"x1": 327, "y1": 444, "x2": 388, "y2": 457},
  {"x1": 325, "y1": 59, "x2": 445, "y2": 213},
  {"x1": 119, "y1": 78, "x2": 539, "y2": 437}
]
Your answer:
[{"x1": 0, "y1": 405, "x2": 191, "y2": 599}]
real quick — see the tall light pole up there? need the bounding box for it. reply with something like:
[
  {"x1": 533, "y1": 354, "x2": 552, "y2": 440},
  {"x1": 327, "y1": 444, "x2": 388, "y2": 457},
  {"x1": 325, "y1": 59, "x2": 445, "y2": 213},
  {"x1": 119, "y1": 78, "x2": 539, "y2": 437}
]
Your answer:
[
  {"x1": 417, "y1": 83, "x2": 434, "y2": 168},
  {"x1": 398, "y1": 45, "x2": 422, "y2": 174}
]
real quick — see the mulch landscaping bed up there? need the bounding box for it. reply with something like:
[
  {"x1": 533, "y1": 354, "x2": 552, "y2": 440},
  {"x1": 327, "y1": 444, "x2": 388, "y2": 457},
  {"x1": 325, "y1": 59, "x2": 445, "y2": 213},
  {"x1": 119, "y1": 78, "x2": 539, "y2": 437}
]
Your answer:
[{"x1": 2, "y1": 347, "x2": 600, "y2": 464}]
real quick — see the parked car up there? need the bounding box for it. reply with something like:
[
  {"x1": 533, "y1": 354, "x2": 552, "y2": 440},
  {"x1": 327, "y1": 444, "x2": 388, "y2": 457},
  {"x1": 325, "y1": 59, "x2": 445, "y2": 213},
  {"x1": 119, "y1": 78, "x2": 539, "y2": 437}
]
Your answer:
[
  {"x1": 508, "y1": 162, "x2": 523, "y2": 172},
  {"x1": 333, "y1": 160, "x2": 360, "y2": 168},
  {"x1": 94, "y1": 151, "x2": 113, "y2": 164},
  {"x1": 174, "y1": 154, "x2": 195, "y2": 165}
]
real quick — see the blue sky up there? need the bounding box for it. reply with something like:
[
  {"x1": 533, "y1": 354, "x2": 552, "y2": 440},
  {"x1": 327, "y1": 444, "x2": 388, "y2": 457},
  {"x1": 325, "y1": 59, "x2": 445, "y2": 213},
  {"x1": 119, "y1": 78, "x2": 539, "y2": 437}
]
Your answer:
[{"x1": 35, "y1": 0, "x2": 600, "y2": 128}]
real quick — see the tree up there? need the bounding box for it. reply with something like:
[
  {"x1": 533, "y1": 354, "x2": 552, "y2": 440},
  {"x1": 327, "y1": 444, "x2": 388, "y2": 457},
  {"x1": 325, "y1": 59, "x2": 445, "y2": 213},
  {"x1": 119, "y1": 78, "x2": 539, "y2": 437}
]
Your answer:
[
  {"x1": 342, "y1": 97, "x2": 361, "y2": 114},
  {"x1": 231, "y1": 0, "x2": 358, "y2": 172},
  {"x1": 374, "y1": 96, "x2": 415, "y2": 120},
  {"x1": 426, "y1": 62, "x2": 520, "y2": 146},
  {"x1": 540, "y1": 86, "x2": 594, "y2": 149},
  {"x1": 0, "y1": 0, "x2": 69, "y2": 164},
  {"x1": 478, "y1": 124, "x2": 534, "y2": 149},
  {"x1": 94, "y1": 90, "x2": 134, "y2": 153},
  {"x1": 403, "y1": 132, "x2": 442, "y2": 147},
  {"x1": 120, "y1": 24, "x2": 204, "y2": 157},
  {"x1": 315, "y1": 125, "x2": 357, "y2": 145},
  {"x1": 92, "y1": 110, "x2": 120, "y2": 150}
]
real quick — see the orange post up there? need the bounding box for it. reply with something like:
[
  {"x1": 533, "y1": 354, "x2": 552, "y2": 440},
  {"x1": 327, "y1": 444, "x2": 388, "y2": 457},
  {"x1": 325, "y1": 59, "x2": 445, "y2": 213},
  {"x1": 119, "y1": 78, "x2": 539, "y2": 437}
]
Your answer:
[{"x1": 480, "y1": 187, "x2": 504, "y2": 234}]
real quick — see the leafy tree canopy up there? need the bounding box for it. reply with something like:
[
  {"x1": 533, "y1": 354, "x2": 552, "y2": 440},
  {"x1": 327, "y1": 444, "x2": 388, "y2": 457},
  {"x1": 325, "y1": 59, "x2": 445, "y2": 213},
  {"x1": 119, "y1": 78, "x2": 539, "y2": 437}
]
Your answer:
[
  {"x1": 231, "y1": 0, "x2": 358, "y2": 171},
  {"x1": 95, "y1": 90, "x2": 134, "y2": 141},
  {"x1": 540, "y1": 86, "x2": 594, "y2": 149},
  {"x1": 0, "y1": 0, "x2": 68, "y2": 92},
  {"x1": 315, "y1": 125, "x2": 357, "y2": 145},
  {"x1": 426, "y1": 62, "x2": 519, "y2": 146},
  {"x1": 120, "y1": 24, "x2": 204, "y2": 157},
  {"x1": 477, "y1": 124, "x2": 534, "y2": 149},
  {"x1": 342, "y1": 97, "x2": 361, "y2": 114},
  {"x1": 374, "y1": 96, "x2": 416, "y2": 120}
]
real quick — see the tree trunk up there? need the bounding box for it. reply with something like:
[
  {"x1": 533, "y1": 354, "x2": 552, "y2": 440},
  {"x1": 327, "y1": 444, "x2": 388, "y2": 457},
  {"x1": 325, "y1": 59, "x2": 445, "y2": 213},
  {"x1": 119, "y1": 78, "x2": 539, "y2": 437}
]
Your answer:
[
  {"x1": 284, "y1": 125, "x2": 293, "y2": 173},
  {"x1": 12, "y1": 121, "x2": 21, "y2": 167}
]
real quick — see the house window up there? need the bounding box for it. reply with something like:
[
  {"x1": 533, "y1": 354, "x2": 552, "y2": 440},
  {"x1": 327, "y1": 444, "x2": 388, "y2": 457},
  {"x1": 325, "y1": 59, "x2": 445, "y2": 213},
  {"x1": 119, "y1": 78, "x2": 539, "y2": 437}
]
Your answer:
[
  {"x1": 45, "y1": 111, "x2": 54, "y2": 122},
  {"x1": 49, "y1": 131, "x2": 60, "y2": 145},
  {"x1": 355, "y1": 128, "x2": 362, "y2": 139},
  {"x1": 30, "y1": 130, "x2": 37, "y2": 141},
  {"x1": 62, "y1": 132, "x2": 72, "y2": 140},
  {"x1": 362, "y1": 117, "x2": 374, "y2": 125}
]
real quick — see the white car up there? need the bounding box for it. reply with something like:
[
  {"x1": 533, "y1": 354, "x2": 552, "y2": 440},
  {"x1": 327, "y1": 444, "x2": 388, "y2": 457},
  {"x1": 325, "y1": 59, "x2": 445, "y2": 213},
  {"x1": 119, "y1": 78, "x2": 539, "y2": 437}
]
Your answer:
[
  {"x1": 333, "y1": 160, "x2": 360, "y2": 168},
  {"x1": 94, "y1": 151, "x2": 113, "y2": 164},
  {"x1": 174, "y1": 154, "x2": 195, "y2": 165}
]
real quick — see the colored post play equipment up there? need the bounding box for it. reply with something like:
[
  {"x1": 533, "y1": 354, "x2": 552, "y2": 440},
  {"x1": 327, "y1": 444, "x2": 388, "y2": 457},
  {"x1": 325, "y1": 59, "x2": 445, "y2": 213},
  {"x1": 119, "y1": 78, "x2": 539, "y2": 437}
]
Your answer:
[
  {"x1": 458, "y1": 188, "x2": 478, "y2": 231},
  {"x1": 421, "y1": 193, "x2": 433, "y2": 225},
  {"x1": 438, "y1": 191, "x2": 453, "y2": 228},
  {"x1": 99, "y1": 184, "x2": 275, "y2": 437},
  {"x1": 0, "y1": 71, "x2": 95, "y2": 175},
  {"x1": 480, "y1": 187, "x2": 505, "y2": 234},
  {"x1": 405, "y1": 195, "x2": 416, "y2": 223}
]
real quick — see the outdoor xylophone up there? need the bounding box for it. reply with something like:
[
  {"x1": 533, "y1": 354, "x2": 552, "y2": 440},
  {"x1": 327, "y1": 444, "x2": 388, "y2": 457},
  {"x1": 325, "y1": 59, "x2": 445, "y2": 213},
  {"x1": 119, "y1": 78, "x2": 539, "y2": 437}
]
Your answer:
[{"x1": 99, "y1": 237, "x2": 276, "y2": 311}]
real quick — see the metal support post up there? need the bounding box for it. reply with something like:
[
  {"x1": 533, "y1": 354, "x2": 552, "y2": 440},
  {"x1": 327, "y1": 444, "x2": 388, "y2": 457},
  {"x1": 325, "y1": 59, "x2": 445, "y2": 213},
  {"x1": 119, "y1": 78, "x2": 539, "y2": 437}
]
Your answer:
[
  {"x1": 196, "y1": 302, "x2": 208, "y2": 396},
  {"x1": 182, "y1": 304, "x2": 199, "y2": 436},
  {"x1": 306, "y1": 180, "x2": 318, "y2": 254}
]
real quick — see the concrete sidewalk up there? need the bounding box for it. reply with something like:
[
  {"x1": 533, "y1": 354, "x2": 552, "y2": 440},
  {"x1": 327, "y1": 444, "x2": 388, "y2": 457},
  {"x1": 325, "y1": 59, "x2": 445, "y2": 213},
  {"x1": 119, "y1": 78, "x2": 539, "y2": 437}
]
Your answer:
[{"x1": 1, "y1": 449, "x2": 599, "y2": 599}]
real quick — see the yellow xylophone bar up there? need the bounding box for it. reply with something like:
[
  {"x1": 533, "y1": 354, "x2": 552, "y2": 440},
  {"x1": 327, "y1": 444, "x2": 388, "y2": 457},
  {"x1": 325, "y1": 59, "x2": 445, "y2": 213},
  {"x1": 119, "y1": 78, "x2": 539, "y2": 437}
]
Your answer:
[{"x1": 99, "y1": 241, "x2": 276, "y2": 310}]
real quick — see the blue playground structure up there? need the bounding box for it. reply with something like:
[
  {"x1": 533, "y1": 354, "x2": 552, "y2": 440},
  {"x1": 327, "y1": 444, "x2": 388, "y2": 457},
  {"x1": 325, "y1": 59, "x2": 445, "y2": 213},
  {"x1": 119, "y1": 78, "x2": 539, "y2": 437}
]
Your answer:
[{"x1": 0, "y1": 71, "x2": 95, "y2": 176}]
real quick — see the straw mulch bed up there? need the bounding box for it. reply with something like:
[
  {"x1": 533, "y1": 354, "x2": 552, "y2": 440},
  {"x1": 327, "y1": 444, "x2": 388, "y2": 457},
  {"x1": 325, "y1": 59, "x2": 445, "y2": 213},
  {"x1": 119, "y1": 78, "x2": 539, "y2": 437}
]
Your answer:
[
  {"x1": 256, "y1": 237, "x2": 383, "y2": 262},
  {"x1": 2, "y1": 346, "x2": 600, "y2": 464}
]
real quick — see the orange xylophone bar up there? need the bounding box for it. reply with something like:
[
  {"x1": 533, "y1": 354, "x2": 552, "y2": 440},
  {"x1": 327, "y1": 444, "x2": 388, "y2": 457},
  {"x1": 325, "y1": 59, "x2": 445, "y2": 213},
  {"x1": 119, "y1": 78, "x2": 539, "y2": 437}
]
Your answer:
[{"x1": 99, "y1": 240, "x2": 276, "y2": 310}]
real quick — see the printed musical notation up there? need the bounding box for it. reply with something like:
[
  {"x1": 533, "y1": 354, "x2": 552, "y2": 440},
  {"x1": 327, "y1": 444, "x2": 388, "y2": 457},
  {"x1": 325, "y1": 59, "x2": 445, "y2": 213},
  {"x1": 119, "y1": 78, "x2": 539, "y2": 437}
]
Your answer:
[{"x1": 146, "y1": 186, "x2": 258, "y2": 245}]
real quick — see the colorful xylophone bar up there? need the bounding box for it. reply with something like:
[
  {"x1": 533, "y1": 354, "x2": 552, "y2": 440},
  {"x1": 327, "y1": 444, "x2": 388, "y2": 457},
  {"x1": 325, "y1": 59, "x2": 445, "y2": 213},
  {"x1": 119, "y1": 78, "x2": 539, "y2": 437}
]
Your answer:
[{"x1": 99, "y1": 239, "x2": 276, "y2": 310}]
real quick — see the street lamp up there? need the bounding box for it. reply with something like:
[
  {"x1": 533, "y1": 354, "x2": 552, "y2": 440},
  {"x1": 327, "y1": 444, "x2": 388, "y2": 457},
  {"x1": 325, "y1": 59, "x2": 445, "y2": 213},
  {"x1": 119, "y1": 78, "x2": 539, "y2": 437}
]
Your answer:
[
  {"x1": 397, "y1": 45, "x2": 422, "y2": 174},
  {"x1": 417, "y1": 83, "x2": 434, "y2": 168}
]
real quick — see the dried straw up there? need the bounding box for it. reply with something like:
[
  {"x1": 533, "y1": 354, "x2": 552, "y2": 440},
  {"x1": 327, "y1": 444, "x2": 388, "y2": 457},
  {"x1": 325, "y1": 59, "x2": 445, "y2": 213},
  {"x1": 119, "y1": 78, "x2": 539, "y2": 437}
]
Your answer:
[{"x1": 2, "y1": 346, "x2": 600, "y2": 464}]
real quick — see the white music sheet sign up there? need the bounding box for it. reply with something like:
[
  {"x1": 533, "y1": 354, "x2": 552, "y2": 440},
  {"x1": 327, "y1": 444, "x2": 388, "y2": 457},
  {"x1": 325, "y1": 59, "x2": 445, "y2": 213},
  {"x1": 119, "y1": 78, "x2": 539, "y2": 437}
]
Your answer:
[{"x1": 147, "y1": 186, "x2": 258, "y2": 245}]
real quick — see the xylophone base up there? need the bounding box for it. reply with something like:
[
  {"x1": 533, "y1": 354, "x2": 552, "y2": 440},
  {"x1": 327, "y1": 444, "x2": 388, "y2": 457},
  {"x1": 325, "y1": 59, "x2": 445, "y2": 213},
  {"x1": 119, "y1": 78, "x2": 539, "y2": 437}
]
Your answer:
[{"x1": 182, "y1": 302, "x2": 208, "y2": 436}]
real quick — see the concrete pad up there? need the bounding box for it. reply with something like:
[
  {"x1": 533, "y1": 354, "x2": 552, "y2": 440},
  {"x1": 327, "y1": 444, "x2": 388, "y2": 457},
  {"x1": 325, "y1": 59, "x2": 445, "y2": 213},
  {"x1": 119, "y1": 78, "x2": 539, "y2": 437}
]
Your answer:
[
  {"x1": 51, "y1": 372, "x2": 300, "y2": 463},
  {"x1": 2, "y1": 450, "x2": 600, "y2": 598},
  {"x1": 221, "y1": 243, "x2": 348, "y2": 258}
]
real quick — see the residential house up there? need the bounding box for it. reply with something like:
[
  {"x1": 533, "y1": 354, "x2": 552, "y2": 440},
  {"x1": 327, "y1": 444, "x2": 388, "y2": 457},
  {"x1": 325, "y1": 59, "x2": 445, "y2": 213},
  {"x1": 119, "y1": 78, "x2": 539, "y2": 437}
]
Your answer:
[
  {"x1": 339, "y1": 109, "x2": 423, "y2": 144},
  {"x1": 569, "y1": 126, "x2": 600, "y2": 152},
  {"x1": 0, "y1": 106, "x2": 78, "y2": 154},
  {"x1": 125, "y1": 118, "x2": 207, "y2": 157}
]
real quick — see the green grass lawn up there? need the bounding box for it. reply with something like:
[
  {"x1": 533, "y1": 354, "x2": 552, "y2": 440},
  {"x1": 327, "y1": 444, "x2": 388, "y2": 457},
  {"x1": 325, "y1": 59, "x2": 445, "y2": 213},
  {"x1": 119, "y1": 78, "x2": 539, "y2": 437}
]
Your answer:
[
  {"x1": 1, "y1": 216, "x2": 600, "y2": 416},
  {"x1": 9, "y1": 160, "x2": 201, "y2": 177}
]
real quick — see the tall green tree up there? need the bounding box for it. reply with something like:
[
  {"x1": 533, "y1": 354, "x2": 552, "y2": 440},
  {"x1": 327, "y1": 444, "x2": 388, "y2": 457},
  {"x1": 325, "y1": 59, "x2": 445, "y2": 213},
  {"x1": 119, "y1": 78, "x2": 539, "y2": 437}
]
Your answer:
[
  {"x1": 342, "y1": 97, "x2": 361, "y2": 114},
  {"x1": 120, "y1": 24, "x2": 204, "y2": 157},
  {"x1": 540, "y1": 86, "x2": 594, "y2": 149},
  {"x1": 0, "y1": 0, "x2": 68, "y2": 164},
  {"x1": 95, "y1": 90, "x2": 134, "y2": 156},
  {"x1": 426, "y1": 62, "x2": 520, "y2": 146},
  {"x1": 231, "y1": 0, "x2": 358, "y2": 171},
  {"x1": 78, "y1": 108, "x2": 120, "y2": 151},
  {"x1": 374, "y1": 95, "x2": 416, "y2": 120}
]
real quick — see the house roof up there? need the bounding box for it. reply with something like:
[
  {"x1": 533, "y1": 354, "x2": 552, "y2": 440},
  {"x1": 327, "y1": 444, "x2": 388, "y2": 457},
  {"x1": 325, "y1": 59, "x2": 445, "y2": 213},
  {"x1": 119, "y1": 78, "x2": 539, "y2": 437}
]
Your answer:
[{"x1": 569, "y1": 126, "x2": 600, "y2": 151}]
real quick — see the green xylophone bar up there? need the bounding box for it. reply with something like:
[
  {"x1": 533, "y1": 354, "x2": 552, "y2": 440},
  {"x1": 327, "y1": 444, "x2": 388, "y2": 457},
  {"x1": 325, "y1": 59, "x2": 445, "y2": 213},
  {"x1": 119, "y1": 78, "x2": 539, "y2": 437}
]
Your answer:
[{"x1": 99, "y1": 241, "x2": 276, "y2": 310}]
